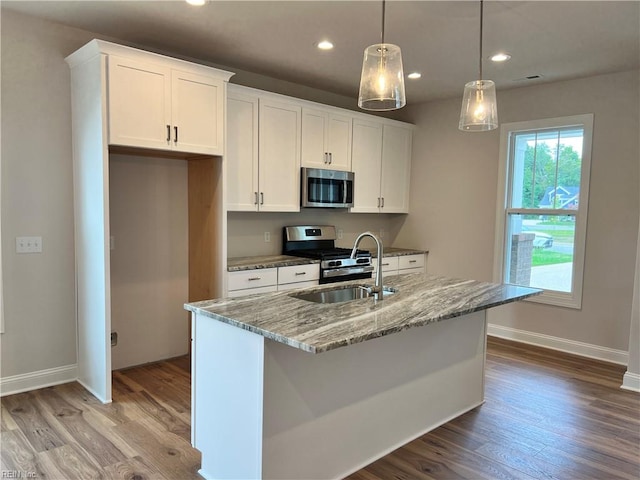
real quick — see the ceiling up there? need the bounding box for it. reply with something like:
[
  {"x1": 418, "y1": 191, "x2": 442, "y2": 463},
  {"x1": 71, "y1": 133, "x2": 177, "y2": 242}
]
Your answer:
[{"x1": 3, "y1": 1, "x2": 639, "y2": 105}]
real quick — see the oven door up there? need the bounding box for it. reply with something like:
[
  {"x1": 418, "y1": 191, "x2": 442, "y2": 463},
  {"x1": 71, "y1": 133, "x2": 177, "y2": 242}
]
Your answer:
[
  {"x1": 301, "y1": 167, "x2": 354, "y2": 208},
  {"x1": 320, "y1": 266, "x2": 373, "y2": 284}
]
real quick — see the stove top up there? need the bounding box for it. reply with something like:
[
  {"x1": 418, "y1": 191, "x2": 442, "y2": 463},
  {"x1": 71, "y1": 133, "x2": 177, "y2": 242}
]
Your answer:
[{"x1": 282, "y1": 225, "x2": 374, "y2": 284}]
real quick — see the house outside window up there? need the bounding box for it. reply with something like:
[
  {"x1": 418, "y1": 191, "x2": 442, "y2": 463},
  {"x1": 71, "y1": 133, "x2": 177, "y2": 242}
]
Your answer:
[{"x1": 493, "y1": 114, "x2": 593, "y2": 308}]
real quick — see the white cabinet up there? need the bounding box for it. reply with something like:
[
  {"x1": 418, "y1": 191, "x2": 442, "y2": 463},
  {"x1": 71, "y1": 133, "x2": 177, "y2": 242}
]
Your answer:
[
  {"x1": 65, "y1": 39, "x2": 233, "y2": 402},
  {"x1": 228, "y1": 268, "x2": 278, "y2": 298},
  {"x1": 227, "y1": 86, "x2": 301, "y2": 212},
  {"x1": 277, "y1": 264, "x2": 320, "y2": 291},
  {"x1": 301, "y1": 108, "x2": 352, "y2": 171},
  {"x1": 108, "y1": 55, "x2": 225, "y2": 155},
  {"x1": 227, "y1": 263, "x2": 319, "y2": 296},
  {"x1": 372, "y1": 254, "x2": 426, "y2": 276},
  {"x1": 351, "y1": 120, "x2": 412, "y2": 214},
  {"x1": 259, "y1": 99, "x2": 301, "y2": 211},
  {"x1": 227, "y1": 92, "x2": 259, "y2": 211}
]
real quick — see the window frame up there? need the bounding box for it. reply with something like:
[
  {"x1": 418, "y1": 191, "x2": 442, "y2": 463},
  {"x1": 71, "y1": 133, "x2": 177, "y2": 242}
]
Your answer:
[{"x1": 493, "y1": 114, "x2": 593, "y2": 309}]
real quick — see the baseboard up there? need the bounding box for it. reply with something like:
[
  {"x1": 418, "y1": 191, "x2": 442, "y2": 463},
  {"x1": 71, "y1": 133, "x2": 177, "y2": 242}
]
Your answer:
[
  {"x1": 487, "y1": 323, "x2": 629, "y2": 365},
  {"x1": 0, "y1": 364, "x2": 78, "y2": 397},
  {"x1": 621, "y1": 372, "x2": 640, "y2": 392}
]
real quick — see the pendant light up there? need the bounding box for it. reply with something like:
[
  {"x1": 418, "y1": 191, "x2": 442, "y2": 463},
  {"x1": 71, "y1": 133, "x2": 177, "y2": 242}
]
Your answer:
[
  {"x1": 358, "y1": 0, "x2": 406, "y2": 111},
  {"x1": 459, "y1": 0, "x2": 498, "y2": 131}
]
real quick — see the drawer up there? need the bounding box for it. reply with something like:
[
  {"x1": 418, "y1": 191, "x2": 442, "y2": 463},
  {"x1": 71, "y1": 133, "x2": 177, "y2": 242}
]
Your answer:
[
  {"x1": 399, "y1": 267, "x2": 425, "y2": 275},
  {"x1": 228, "y1": 268, "x2": 278, "y2": 291},
  {"x1": 277, "y1": 280, "x2": 319, "y2": 292},
  {"x1": 228, "y1": 285, "x2": 278, "y2": 298},
  {"x1": 278, "y1": 264, "x2": 320, "y2": 285},
  {"x1": 373, "y1": 256, "x2": 399, "y2": 272},
  {"x1": 399, "y1": 254, "x2": 425, "y2": 271}
]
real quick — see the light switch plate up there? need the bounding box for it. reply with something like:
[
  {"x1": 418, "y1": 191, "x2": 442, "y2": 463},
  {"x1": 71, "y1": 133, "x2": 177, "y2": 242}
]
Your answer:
[{"x1": 16, "y1": 236, "x2": 42, "y2": 253}]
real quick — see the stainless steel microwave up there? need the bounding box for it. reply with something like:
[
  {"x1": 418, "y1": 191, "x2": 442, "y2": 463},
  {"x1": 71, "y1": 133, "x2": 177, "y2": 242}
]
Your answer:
[{"x1": 301, "y1": 167, "x2": 354, "y2": 208}]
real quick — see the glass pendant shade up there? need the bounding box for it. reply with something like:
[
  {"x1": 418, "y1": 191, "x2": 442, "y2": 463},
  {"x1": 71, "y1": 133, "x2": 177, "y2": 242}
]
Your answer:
[
  {"x1": 358, "y1": 43, "x2": 406, "y2": 111},
  {"x1": 459, "y1": 79, "x2": 498, "y2": 131}
]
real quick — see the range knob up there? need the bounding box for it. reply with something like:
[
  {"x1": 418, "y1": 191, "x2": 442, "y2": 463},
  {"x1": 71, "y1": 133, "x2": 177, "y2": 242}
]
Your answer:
[{"x1": 328, "y1": 260, "x2": 342, "y2": 267}]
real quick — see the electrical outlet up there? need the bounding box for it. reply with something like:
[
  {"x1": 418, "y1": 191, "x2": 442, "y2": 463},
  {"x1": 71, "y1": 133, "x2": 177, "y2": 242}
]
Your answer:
[
  {"x1": 16, "y1": 236, "x2": 42, "y2": 254},
  {"x1": 111, "y1": 332, "x2": 118, "y2": 346},
  {"x1": 337, "y1": 229, "x2": 344, "y2": 239},
  {"x1": 110, "y1": 235, "x2": 116, "y2": 250},
  {"x1": 379, "y1": 229, "x2": 385, "y2": 239},
  {"x1": 264, "y1": 231, "x2": 271, "y2": 243}
]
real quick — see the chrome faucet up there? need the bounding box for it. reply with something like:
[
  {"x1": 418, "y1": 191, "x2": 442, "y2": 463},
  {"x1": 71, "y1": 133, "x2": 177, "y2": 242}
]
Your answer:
[{"x1": 351, "y1": 231, "x2": 384, "y2": 299}]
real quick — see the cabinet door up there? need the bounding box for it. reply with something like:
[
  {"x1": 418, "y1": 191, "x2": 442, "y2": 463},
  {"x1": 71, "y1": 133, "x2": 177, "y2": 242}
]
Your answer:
[
  {"x1": 227, "y1": 92, "x2": 259, "y2": 211},
  {"x1": 351, "y1": 119, "x2": 383, "y2": 213},
  {"x1": 258, "y1": 99, "x2": 301, "y2": 212},
  {"x1": 380, "y1": 125, "x2": 412, "y2": 213},
  {"x1": 326, "y1": 113, "x2": 352, "y2": 171},
  {"x1": 301, "y1": 108, "x2": 328, "y2": 169},
  {"x1": 108, "y1": 55, "x2": 171, "y2": 150},
  {"x1": 171, "y1": 70, "x2": 224, "y2": 155}
]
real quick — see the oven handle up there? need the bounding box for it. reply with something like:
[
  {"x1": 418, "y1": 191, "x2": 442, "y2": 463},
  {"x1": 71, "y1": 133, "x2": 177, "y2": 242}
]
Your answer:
[{"x1": 323, "y1": 265, "x2": 374, "y2": 278}]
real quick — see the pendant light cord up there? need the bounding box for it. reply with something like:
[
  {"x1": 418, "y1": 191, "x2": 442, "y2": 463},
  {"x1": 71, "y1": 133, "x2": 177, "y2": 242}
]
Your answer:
[
  {"x1": 479, "y1": 0, "x2": 483, "y2": 80},
  {"x1": 381, "y1": 0, "x2": 386, "y2": 44}
]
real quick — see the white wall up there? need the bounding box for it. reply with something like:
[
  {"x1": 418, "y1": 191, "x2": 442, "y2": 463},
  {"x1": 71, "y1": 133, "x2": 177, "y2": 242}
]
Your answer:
[
  {"x1": 396, "y1": 70, "x2": 640, "y2": 356},
  {"x1": 227, "y1": 211, "x2": 408, "y2": 258},
  {"x1": 109, "y1": 154, "x2": 189, "y2": 370}
]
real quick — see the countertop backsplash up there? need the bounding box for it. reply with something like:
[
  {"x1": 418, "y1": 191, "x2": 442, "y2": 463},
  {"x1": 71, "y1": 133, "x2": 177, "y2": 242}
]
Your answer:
[{"x1": 227, "y1": 210, "x2": 409, "y2": 257}]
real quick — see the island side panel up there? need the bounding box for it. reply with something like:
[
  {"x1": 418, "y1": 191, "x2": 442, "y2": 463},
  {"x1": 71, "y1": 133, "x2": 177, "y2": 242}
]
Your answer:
[
  {"x1": 262, "y1": 310, "x2": 487, "y2": 480},
  {"x1": 192, "y1": 313, "x2": 265, "y2": 480}
]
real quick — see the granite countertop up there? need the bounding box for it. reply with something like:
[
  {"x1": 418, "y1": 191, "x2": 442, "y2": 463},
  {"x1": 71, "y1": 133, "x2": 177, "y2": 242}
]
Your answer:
[
  {"x1": 227, "y1": 248, "x2": 427, "y2": 271},
  {"x1": 185, "y1": 274, "x2": 540, "y2": 354},
  {"x1": 227, "y1": 255, "x2": 320, "y2": 271}
]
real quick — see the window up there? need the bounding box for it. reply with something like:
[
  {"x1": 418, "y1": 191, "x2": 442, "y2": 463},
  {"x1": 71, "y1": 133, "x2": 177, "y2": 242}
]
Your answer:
[{"x1": 494, "y1": 114, "x2": 593, "y2": 308}]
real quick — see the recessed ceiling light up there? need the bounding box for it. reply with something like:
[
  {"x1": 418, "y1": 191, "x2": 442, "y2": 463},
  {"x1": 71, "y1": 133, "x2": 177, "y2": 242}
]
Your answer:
[
  {"x1": 490, "y1": 53, "x2": 511, "y2": 62},
  {"x1": 317, "y1": 41, "x2": 334, "y2": 50},
  {"x1": 185, "y1": 0, "x2": 206, "y2": 5},
  {"x1": 407, "y1": 72, "x2": 422, "y2": 79}
]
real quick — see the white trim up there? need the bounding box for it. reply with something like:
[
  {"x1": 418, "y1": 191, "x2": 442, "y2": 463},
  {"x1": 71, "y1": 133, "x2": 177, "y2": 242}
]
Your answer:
[
  {"x1": 493, "y1": 114, "x2": 594, "y2": 310},
  {"x1": 487, "y1": 323, "x2": 629, "y2": 365},
  {"x1": 0, "y1": 364, "x2": 78, "y2": 397},
  {"x1": 621, "y1": 372, "x2": 640, "y2": 392}
]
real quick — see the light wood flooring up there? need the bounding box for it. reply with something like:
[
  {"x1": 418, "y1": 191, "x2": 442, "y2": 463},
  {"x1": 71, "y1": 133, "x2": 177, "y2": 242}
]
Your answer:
[{"x1": 2, "y1": 338, "x2": 639, "y2": 479}]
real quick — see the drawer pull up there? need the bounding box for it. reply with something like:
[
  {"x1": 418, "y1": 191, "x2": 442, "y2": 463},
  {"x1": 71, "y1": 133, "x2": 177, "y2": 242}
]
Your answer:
[
  {"x1": 248, "y1": 277, "x2": 261, "y2": 281},
  {"x1": 382, "y1": 263, "x2": 390, "y2": 266},
  {"x1": 409, "y1": 260, "x2": 417, "y2": 263},
  {"x1": 295, "y1": 272, "x2": 307, "y2": 276}
]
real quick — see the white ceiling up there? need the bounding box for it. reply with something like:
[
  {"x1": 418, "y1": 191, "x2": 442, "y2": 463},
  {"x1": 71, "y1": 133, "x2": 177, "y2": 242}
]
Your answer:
[{"x1": 3, "y1": 1, "x2": 639, "y2": 105}]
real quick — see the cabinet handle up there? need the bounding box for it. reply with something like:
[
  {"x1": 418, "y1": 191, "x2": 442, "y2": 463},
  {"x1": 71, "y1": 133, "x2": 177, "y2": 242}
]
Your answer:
[
  {"x1": 329, "y1": 152, "x2": 332, "y2": 164},
  {"x1": 324, "y1": 152, "x2": 328, "y2": 164},
  {"x1": 295, "y1": 272, "x2": 306, "y2": 276},
  {"x1": 260, "y1": 192, "x2": 264, "y2": 205},
  {"x1": 254, "y1": 192, "x2": 259, "y2": 205},
  {"x1": 382, "y1": 263, "x2": 390, "y2": 266},
  {"x1": 409, "y1": 260, "x2": 417, "y2": 264},
  {"x1": 174, "y1": 126, "x2": 178, "y2": 144},
  {"x1": 377, "y1": 197, "x2": 381, "y2": 208},
  {"x1": 166, "y1": 125, "x2": 171, "y2": 142},
  {"x1": 248, "y1": 277, "x2": 261, "y2": 281},
  {"x1": 381, "y1": 197, "x2": 385, "y2": 208}
]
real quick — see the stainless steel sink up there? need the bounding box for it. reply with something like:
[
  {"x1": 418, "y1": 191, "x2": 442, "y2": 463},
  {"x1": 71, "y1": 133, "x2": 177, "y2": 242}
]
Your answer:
[{"x1": 291, "y1": 285, "x2": 397, "y2": 304}]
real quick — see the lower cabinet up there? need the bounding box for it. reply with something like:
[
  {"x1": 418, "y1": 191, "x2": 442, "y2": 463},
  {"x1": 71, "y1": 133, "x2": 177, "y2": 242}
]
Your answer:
[
  {"x1": 372, "y1": 253, "x2": 426, "y2": 276},
  {"x1": 228, "y1": 268, "x2": 278, "y2": 298},
  {"x1": 277, "y1": 264, "x2": 320, "y2": 291},
  {"x1": 228, "y1": 263, "x2": 319, "y2": 297}
]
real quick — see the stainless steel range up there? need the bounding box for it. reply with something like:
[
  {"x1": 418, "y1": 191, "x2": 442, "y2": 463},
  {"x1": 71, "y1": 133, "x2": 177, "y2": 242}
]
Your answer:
[{"x1": 282, "y1": 225, "x2": 373, "y2": 284}]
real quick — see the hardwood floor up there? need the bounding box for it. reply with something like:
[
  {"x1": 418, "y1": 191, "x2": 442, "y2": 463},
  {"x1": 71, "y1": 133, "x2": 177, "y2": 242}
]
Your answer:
[{"x1": 2, "y1": 339, "x2": 638, "y2": 479}]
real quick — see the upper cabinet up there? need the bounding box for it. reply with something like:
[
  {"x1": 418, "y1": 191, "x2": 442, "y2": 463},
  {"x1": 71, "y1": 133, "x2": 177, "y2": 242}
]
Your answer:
[
  {"x1": 227, "y1": 86, "x2": 301, "y2": 212},
  {"x1": 351, "y1": 119, "x2": 413, "y2": 214},
  {"x1": 301, "y1": 108, "x2": 352, "y2": 171},
  {"x1": 108, "y1": 55, "x2": 226, "y2": 155}
]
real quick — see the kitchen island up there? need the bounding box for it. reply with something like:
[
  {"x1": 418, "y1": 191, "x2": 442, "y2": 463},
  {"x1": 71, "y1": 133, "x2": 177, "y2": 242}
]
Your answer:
[{"x1": 185, "y1": 274, "x2": 540, "y2": 480}]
